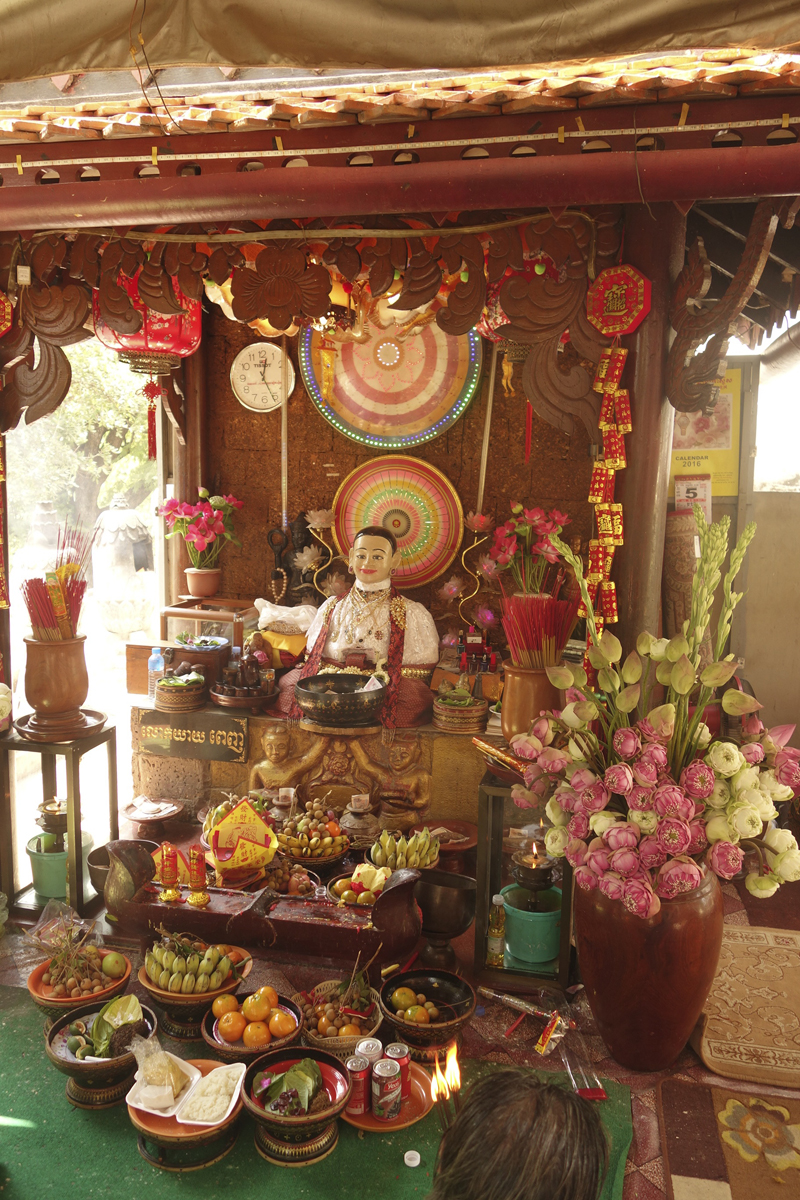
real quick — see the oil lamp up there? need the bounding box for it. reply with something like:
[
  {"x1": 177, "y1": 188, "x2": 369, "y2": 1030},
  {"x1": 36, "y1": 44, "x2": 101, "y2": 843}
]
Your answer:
[
  {"x1": 157, "y1": 841, "x2": 181, "y2": 903},
  {"x1": 187, "y1": 844, "x2": 210, "y2": 908}
]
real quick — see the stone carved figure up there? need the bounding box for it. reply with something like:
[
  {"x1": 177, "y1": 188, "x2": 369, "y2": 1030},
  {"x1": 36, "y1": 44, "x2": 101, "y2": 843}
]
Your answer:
[
  {"x1": 350, "y1": 732, "x2": 432, "y2": 831},
  {"x1": 249, "y1": 721, "x2": 326, "y2": 792}
]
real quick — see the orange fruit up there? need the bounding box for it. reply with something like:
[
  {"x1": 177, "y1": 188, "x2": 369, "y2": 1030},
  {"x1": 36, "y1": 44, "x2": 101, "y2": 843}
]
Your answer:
[
  {"x1": 242, "y1": 1021, "x2": 272, "y2": 1048},
  {"x1": 339, "y1": 1024, "x2": 361, "y2": 1037},
  {"x1": 256, "y1": 985, "x2": 279, "y2": 1008},
  {"x1": 218, "y1": 1011, "x2": 248, "y2": 1043},
  {"x1": 317, "y1": 1015, "x2": 332, "y2": 1035},
  {"x1": 227, "y1": 949, "x2": 244, "y2": 966},
  {"x1": 212, "y1": 995, "x2": 239, "y2": 1019},
  {"x1": 269, "y1": 1010, "x2": 297, "y2": 1039},
  {"x1": 405, "y1": 1005, "x2": 431, "y2": 1024},
  {"x1": 242, "y1": 992, "x2": 272, "y2": 1022}
]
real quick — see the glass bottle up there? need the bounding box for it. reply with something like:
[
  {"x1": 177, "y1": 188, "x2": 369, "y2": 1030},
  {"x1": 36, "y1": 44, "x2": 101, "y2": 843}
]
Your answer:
[
  {"x1": 486, "y1": 893, "x2": 506, "y2": 967},
  {"x1": 147, "y1": 647, "x2": 165, "y2": 698}
]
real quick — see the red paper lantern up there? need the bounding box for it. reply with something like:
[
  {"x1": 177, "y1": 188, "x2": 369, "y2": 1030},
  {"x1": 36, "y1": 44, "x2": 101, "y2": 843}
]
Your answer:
[{"x1": 92, "y1": 273, "x2": 201, "y2": 374}]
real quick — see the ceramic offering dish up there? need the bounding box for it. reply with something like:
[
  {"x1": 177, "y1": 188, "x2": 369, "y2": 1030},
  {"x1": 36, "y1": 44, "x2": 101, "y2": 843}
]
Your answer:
[
  {"x1": 242, "y1": 1047, "x2": 352, "y2": 1166},
  {"x1": 340, "y1": 1061, "x2": 433, "y2": 1132},
  {"x1": 379, "y1": 969, "x2": 477, "y2": 1051},
  {"x1": 201, "y1": 992, "x2": 304, "y2": 1063},
  {"x1": 139, "y1": 944, "x2": 252, "y2": 1041},
  {"x1": 45, "y1": 999, "x2": 158, "y2": 1109},
  {"x1": 127, "y1": 1059, "x2": 245, "y2": 1171},
  {"x1": 28, "y1": 952, "x2": 132, "y2": 1020}
]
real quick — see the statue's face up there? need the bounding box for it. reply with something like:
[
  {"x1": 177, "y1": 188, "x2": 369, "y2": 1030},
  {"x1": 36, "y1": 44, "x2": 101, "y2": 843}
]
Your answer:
[
  {"x1": 389, "y1": 742, "x2": 417, "y2": 772},
  {"x1": 262, "y1": 730, "x2": 290, "y2": 763},
  {"x1": 348, "y1": 533, "x2": 401, "y2": 586}
]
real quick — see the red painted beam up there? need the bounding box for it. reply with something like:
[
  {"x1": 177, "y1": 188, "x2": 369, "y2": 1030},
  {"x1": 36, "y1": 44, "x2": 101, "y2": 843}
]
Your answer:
[{"x1": 1, "y1": 145, "x2": 798, "y2": 229}]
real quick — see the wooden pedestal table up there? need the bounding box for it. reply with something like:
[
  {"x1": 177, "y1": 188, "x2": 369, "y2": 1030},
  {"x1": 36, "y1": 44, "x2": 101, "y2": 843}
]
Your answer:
[{"x1": 0, "y1": 724, "x2": 118, "y2": 915}]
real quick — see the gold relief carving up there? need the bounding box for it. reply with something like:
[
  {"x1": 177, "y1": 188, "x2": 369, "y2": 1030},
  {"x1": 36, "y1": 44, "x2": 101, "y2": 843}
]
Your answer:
[
  {"x1": 351, "y1": 734, "x2": 432, "y2": 833},
  {"x1": 248, "y1": 721, "x2": 326, "y2": 792}
]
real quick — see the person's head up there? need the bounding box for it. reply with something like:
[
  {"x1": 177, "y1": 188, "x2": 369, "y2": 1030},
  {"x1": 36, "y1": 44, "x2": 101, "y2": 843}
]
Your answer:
[
  {"x1": 261, "y1": 722, "x2": 291, "y2": 763},
  {"x1": 348, "y1": 525, "x2": 401, "y2": 585},
  {"x1": 389, "y1": 737, "x2": 420, "y2": 773},
  {"x1": 428, "y1": 1071, "x2": 607, "y2": 1200}
]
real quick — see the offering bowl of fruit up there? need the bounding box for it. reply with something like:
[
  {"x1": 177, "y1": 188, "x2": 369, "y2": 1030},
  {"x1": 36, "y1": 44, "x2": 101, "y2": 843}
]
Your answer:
[
  {"x1": 28, "y1": 945, "x2": 132, "y2": 1019},
  {"x1": 291, "y1": 974, "x2": 382, "y2": 1063},
  {"x1": 201, "y1": 790, "x2": 271, "y2": 848},
  {"x1": 263, "y1": 862, "x2": 319, "y2": 896},
  {"x1": 379, "y1": 969, "x2": 476, "y2": 1050},
  {"x1": 276, "y1": 799, "x2": 350, "y2": 871},
  {"x1": 328, "y1": 863, "x2": 392, "y2": 907},
  {"x1": 369, "y1": 827, "x2": 439, "y2": 872},
  {"x1": 201, "y1": 986, "x2": 304, "y2": 1063},
  {"x1": 45, "y1": 996, "x2": 158, "y2": 1108},
  {"x1": 139, "y1": 934, "x2": 252, "y2": 1039},
  {"x1": 243, "y1": 1046, "x2": 352, "y2": 1165}
]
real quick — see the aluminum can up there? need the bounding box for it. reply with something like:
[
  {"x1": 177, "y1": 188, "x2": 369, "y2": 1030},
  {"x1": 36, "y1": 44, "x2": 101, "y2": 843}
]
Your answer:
[
  {"x1": 383, "y1": 1043, "x2": 411, "y2": 1100},
  {"x1": 355, "y1": 1037, "x2": 383, "y2": 1066},
  {"x1": 371, "y1": 1058, "x2": 401, "y2": 1121},
  {"x1": 345, "y1": 1055, "x2": 370, "y2": 1116}
]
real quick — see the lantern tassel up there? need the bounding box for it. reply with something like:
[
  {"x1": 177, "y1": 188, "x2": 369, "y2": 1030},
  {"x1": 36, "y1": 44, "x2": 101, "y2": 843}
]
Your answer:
[{"x1": 143, "y1": 377, "x2": 161, "y2": 460}]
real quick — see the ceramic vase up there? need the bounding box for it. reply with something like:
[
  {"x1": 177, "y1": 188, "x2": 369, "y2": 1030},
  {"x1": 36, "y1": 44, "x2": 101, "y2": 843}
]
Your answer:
[
  {"x1": 500, "y1": 661, "x2": 561, "y2": 743},
  {"x1": 184, "y1": 567, "x2": 222, "y2": 598},
  {"x1": 573, "y1": 869, "x2": 724, "y2": 1071},
  {"x1": 23, "y1": 635, "x2": 89, "y2": 737}
]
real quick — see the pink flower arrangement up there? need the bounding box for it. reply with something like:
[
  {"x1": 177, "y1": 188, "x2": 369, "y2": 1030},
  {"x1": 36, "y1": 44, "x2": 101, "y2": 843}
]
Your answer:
[
  {"x1": 158, "y1": 488, "x2": 242, "y2": 568},
  {"x1": 488, "y1": 502, "x2": 571, "y2": 592}
]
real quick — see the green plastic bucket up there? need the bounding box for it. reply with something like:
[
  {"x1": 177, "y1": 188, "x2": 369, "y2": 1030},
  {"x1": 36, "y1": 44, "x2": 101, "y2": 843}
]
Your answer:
[
  {"x1": 26, "y1": 833, "x2": 94, "y2": 905},
  {"x1": 501, "y1": 884, "x2": 562, "y2": 964}
]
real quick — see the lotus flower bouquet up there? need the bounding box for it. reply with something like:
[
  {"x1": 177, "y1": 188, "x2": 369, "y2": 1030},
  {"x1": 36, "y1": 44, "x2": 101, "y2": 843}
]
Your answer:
[
  {"x1": 158, "y1": 488, "x2": 243, "y2": 568},
  {"x1": 488, "y1": 503, "x2": 579, "y2": 669},
  {"x1": 512, "y1": 507, "x2": 800, "y2": 917}
]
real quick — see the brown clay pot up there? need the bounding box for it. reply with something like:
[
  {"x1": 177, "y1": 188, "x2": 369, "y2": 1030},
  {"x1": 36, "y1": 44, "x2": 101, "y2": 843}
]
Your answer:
[
  {"x1": 184, "y1": 567, "x2": 222, "y2": 598},
  {"x1": 574, "y1": 869, "x2": 724, "y2": 1071},
  {"x1": 24, "y1": 635, "x2": 89, "y2": 727},
  {"x1": 500, "y1": 661, "x2": 561, "y2": 742}
]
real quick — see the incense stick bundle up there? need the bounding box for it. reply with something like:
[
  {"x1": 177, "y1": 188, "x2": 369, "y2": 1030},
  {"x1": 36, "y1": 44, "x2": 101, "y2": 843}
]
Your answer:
[
  {"x1": 21, "y1": 578, "x2": 61, "y2": 641},
  {"x1": 501, "y1": 591, "x2": 580, "y2": 669}
]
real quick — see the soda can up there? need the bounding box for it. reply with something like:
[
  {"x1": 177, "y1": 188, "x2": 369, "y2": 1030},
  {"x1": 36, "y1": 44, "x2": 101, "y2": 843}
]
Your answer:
[
  {"x1": 355, "y1": 1037, "x2": 383, "y2": 1067},
  {"x1": 371, "y1": 1058, "x2": 401, "y2": 1121},
  {"x1": 383, "y1": 1043, "x2": 411, "y2": 1101},
  {"x1": 345, "y1": 1055, "x2": 370, "y2": 1116}
]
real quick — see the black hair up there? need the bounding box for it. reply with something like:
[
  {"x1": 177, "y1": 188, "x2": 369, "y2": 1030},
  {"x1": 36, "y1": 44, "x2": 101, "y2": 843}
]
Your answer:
[
  {"x1": 353, "y1": 525, "x2": 398, "y2": 553},
  {"x1": 428, "y1": 1071, "x2": 607, "y2": 1200}
]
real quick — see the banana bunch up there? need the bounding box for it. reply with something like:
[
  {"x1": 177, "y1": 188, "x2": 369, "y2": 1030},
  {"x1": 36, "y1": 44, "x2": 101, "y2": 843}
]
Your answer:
[
  {"x1": 369, "y1": 827, "x2": 439, "y2": 870},
  {"x1": 145, "y1": 941, "x2": 233, "y2": 995}
]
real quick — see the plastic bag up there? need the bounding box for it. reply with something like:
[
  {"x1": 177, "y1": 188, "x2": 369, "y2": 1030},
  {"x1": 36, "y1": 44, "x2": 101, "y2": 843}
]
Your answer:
[
  {"x1": 22, "y1": 899, "x2": 102, "y2": 963},
  {"x1": 130, "y1": 1034, "x2": 190, "y2": 1103}
]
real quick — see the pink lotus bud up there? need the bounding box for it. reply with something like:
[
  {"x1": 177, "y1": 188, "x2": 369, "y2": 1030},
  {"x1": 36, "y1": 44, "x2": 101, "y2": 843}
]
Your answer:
[
  {"x1": 602, "y1": 821, "x2": 641, "y2": 850},
  {"x1": 775, "y1": 752, "x2": 800, "y2": 788},
  {"x1": 627, "y1": 785, "x2": 655, "y2": 812},
  {"x1": 530, "y1": 716, "x2": 554, "y2": 746},
  {"x1": 584, "y1": 838, "x2": 613, "y2": 875},
  {"x1": 604, "y1": 763, "x2": 634, "y2": 796},
  {"x1": 656, "y1": 817, "x2": 692, "y2": 855},
  {"x1": 609, "y1": 846, "x2": 640, "y2": 877},
  {"x1": 568, "y1": 810, "x2": 590, "y2": 839},
  {"x1": 623, "y1": 876, "x2": 661, "y2": 918},
  {"x1": 612, "y1": 727, "x2": 642, "y2": 760},
  {"x1": 653, "y1": 784, "x2": 695, "y2": 822},
  {"x1": 741, "y1": 713, "x2": 765, "y2": 736},
  {"x1": 679, "y1": 760, "x2": 716, "y2": 800},
  {"x1": 574, "y1": 864, "x2": 599, "y2": 891},
  {"x1": 740, "y1": 742, "x2": 765, "y2": 765},
  {"x1": 523, "y1": 762, "x2": 545, "y2": 789},
  {"x1": 510, "y1": 732, "x2": 543, "y2": 760},
  {"x1": 632, "y1": 759, "x2": 659, "y2": 787},
  {"x1": 638, "y1": 834, "x2": 667, "y2": 870},
  {"x1": 511, "y1": 785, "x2": 536, "y2": 810},
  {"x1": 554, "y1": 787, "x2": 579, "y2": 813},
  {"x1": 598, "y1": 871, "x2": 626, "y2": 900},
  {"x1": 571, "y1": 768, "x2": 598, "y2": 791},
  {"x1": 640, "y1": 743, "x2": 668, "y2": 770},
  {"x1": 580, "y1": 780, "x2": 610, "y2": 813},
  {"x1": 707, "y1": 840, "x2": 745, "y2": 879},
  {"x1": 538, "y1": 746, "x2": 573, "y2": 774},
  {"x1": 687, "y1": 818, "x2": 709, "y2": 854},
  {"x1": 655, "y1": 857, "x2": 704, "y2": 899},
  {"x1": 565, "y1": 837, "x2": 589, "y2": 868}
]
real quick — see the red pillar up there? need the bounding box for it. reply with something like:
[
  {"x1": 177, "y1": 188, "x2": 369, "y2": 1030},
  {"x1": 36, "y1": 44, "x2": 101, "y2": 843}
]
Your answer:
[{"x1": 614, "y1": 203, "x2": 686, "y2": 653}]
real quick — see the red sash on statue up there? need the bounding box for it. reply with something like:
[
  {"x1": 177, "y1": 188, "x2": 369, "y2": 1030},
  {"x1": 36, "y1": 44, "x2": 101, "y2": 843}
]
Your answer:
[{"x1": 288, "y1": 585, "x2": 405, "y2": 728}]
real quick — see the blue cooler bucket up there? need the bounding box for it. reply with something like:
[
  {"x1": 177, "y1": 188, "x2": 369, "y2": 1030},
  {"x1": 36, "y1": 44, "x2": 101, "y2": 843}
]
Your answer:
[{"x1": 501, "y1": 884, "x2": 561, "y2": 964}]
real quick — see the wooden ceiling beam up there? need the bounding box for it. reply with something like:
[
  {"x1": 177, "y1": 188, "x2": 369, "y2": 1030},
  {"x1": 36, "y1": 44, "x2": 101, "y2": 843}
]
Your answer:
[
  {"x1": 687, "y1": 208, "x2": 792, "y2": 310},
  {"x1": 696, "y1": 201, "x2": 800, "y2": 274}
]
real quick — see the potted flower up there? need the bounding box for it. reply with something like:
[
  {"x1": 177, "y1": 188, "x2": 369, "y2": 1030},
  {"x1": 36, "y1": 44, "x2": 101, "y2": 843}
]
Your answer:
[
  {"x1": 482, "y1": 503, "x2": 578, "y2": 742},
  {"x1": 512, "y1": 507, "x2": 800, "y2": 1070},
  {"x1": 158, "y1": 489, "x2": 243, "y2": 597}
]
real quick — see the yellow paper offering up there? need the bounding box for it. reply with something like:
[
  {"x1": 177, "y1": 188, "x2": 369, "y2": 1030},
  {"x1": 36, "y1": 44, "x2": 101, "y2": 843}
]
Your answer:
[{"x1": 210, "y1": 798, "x2": 278, "y2": 875}]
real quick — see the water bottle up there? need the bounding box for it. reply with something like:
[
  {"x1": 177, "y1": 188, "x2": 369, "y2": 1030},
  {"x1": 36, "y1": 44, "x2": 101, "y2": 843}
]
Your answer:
[{"x1": 147, "y1": 647, "x2": 165, "y2": 698}]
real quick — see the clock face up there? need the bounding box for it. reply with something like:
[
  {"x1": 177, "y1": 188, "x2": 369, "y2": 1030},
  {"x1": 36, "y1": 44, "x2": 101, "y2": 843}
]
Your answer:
[{"x1": 230, "y1": 343, "x2": 296, "y2": 412}]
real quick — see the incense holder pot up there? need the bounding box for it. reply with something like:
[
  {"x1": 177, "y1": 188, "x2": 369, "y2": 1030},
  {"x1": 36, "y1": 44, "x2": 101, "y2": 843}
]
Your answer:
[
  {"x1": 23, "y1": 635, "x2": 89, "y2": 738},
  {"x1": 500, "y1": 662, "x2": 561, "y2": 743}
]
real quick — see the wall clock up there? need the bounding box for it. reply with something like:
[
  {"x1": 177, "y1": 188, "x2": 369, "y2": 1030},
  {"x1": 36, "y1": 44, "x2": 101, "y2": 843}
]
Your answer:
[{"x1": 230, "y1": 342, "x2": 296, "y2": 412}]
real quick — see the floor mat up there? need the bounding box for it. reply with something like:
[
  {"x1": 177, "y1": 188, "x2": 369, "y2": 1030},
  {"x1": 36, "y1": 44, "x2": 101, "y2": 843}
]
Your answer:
[
  {"x1": 658, "y1": 1077, "x2": 800, "y2": 1200},
  {"x1": 690, "y1": 927, "x2": 800, "y2": 1087}
]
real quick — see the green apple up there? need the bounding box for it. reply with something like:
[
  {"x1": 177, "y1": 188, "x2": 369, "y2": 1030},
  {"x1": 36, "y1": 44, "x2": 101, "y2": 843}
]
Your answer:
[{"x1": 101, "y1": 952, "x2": 126, "y2": 979}]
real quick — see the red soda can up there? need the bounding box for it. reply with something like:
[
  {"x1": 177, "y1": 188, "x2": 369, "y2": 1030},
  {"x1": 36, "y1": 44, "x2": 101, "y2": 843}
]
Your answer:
[
  {"x1": 383, "y1": 1043, "x2": 411, "y2": 1101},
  {"x1": 345, "y1": 1055, "x2": 370, "y2": 1116},
  {"x1": 371, "y1": 1058, "x2": 401, "y2": 1121}
]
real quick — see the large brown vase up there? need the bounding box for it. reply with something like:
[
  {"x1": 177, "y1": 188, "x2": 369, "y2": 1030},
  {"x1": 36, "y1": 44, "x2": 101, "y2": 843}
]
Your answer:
[
  {"x1": 24, "y1": 635, "x2": 89, "y2": 738},
  {"x1": 574, "y1": 870, "x2": 724, "y2": 1071},
  {"x1": 500, "y1": 661, "x2": 561, "y2": 742}
]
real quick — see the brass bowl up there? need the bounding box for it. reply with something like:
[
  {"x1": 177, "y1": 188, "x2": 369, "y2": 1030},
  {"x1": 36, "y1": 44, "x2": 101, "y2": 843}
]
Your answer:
[{"x1": 294, "y1": 674, "x2": 386, "y2": 726}]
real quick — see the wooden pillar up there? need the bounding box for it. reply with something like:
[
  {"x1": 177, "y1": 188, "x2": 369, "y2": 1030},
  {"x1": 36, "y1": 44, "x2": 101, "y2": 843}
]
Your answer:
[{"x1": 614, "y1": 203, "x2": 686, "y2": 654}]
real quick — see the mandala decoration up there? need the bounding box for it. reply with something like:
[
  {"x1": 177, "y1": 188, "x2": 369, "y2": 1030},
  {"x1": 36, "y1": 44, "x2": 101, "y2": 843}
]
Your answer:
[
  {"x1": 299, "y1": 324, "x2": 482, "y2": 449},
  {"x1": 331, "y1": 455, "x2": 464, "y2": 588}
]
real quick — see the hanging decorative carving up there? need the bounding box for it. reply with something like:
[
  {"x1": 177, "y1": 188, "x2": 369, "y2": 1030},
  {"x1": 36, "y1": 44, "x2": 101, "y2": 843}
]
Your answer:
[
  {"x1": 667, "y1": 198, "x2": 794, "y2": 414},
  {"x1": 392, "y1": 243, "x2": 442, "y2": 310},
  {"x1": 229, "y1": 245, "x2": 331, "y2": 329},
  {"x1": 20, "y1": 282, "x2": 92, "y2": 345},
  {"x1": 322, "y1": 237, "x2": 362, "y2": 283},
  {"x1": 521, "y1": 338, "x2": 601, "y2": 440},
  {"x1": 136, "y1": 243, "x2": 186, "y2": 316},
  {"x1": 207, "y1": 243, "x2": 246, "y2": 285},
  {"x1": 436, "y1": 233, "x2": 486, "y2": 336},
  {"x1": 67, "y1": 234, "x2": 103, "y2": 287},
  {"x1": 496, "y1": 271, "x2": 586, "y2": 342},
  {"x1": 486, "y1": 222, "x2": 525, "y2": 282},
  {"x1": 0, "y1": 337, "x2": 71, "y2": 430},
  {"x1": 30, "y1": 235, "x2": 68, "y2": 284}
]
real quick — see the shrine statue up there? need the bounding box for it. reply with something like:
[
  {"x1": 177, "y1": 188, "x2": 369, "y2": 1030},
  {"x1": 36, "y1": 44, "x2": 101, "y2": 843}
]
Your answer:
[
  {"x1": 248, "y1": 721, "x2": 326, "y2": 792},
  {"x1": 351, "y1": 734, "x2": 431, "y2": 831},
  {"x1": 279, "y1": 525, "x2": 440, "y2": 727}
]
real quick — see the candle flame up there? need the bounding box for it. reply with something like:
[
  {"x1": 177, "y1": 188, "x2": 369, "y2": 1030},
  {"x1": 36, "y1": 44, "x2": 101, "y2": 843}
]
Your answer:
[
  {"x1": 430, "y1": 1054, "x2": 450, "y2": 1102},
  {"x1": 444, "y1": 1043, "x2": 461, "y2": 1092}
]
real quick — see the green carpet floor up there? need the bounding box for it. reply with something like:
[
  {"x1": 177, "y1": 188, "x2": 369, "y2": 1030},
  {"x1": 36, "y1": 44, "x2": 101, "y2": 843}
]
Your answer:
[{"x1": 0, "y1": 984, "x2": 631, "y2": 1200}]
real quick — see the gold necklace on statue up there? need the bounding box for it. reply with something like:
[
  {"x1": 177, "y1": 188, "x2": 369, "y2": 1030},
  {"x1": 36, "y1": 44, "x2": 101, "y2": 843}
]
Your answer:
[{"x1": 340, "y1": 587, "x2": 390, "y2": 645}]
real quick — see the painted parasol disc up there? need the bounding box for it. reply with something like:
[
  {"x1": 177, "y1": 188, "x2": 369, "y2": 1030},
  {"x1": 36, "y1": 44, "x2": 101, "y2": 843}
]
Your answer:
[
  {"x1": 332, "y1": 455, "x2": 464, "y2": 588},
  {"x1": 299, "y1": 323, "x2": 482, "y2": 449}
]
